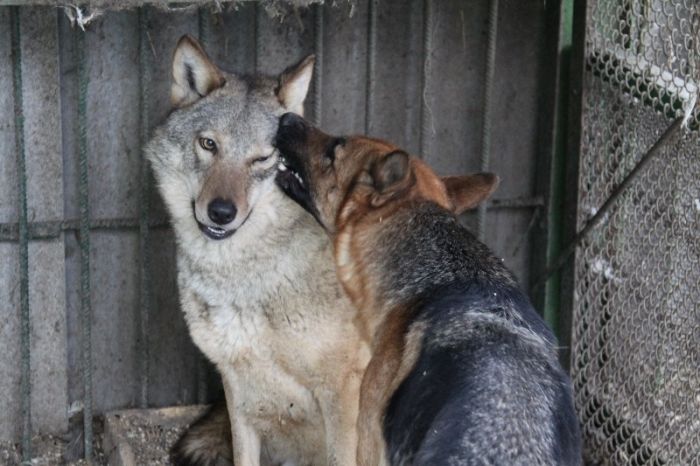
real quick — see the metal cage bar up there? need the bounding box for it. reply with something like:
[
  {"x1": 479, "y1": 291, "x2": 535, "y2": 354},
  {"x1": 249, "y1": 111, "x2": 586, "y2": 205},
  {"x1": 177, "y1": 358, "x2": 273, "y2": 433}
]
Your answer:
[
  {"x1": 10, "y1": 6, "x2": 32, "y2": 463},
  {"x1": 313, "y1": 2, "x2": 323, "y2": 125},
  {"x1": 137, "y1": 6, "x2": 152, "y2": 410},
  {"x1": 476, "y1": 0, "x2": 499, "y2": 241},
  {"x1": 419, "y1": 0, "x2": 432, "y2": 159},
  {"x1": 364, "y1": 0, "x2": 377, "y2": 135},
  {"x1": 75, "y1": 26, "x2": 93, "y2": 461}
]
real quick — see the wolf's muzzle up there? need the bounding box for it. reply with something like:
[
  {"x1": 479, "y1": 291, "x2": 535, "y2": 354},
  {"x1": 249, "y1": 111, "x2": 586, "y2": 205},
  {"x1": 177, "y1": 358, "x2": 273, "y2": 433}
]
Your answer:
[
  {"x1": 191, "y1": 201, "x2": 237, "y2": 240},
  {"x1": 208, "y1": 198, "x2": 237, "y2": 225}
]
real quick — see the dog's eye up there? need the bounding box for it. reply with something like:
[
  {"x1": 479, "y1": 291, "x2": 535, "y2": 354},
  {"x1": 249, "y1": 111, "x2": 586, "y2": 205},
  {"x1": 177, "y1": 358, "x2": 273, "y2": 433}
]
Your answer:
[
  {"x1": 323, "y1": 150, "x2": 334, "y2": 164},
  {"x1": 323, "y1": 138, "x2": 344, "y2": 164},
  {"x1": 199, "y1": 138, "x2": 217, "y2": 153}
]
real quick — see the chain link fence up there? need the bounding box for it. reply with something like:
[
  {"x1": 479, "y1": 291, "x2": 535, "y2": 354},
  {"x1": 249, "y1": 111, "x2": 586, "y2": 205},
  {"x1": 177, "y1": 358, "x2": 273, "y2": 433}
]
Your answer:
[{"x1": 572, "y1": 0, "x2": 699, "y2": 464}]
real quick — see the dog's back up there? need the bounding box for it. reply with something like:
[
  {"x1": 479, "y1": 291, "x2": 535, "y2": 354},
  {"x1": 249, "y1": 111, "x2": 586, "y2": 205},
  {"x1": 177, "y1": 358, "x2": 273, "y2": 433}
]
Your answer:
[{"x1": 377, "y1": 203, "x2": 581, "y2": 465}]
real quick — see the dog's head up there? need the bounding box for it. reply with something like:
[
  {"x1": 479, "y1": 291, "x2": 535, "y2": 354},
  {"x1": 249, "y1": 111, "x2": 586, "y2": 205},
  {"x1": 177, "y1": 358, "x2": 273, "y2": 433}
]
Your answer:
[
  {"x1": 275, "y1": 113, "x2": 499, "y2": 234},
  {"x1": 146, "y1": 35, "x2": 314, "y2": 241}
]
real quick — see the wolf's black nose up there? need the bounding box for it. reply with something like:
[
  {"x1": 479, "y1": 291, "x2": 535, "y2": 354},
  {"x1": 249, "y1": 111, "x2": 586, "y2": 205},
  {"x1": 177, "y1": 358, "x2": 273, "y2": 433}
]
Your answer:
[
  {"x1": 280, "y1": 112, "x2": 305, "y2": 129},
  {"x1": 208, "y1": 198, "x2": 237, "y2": 225}
]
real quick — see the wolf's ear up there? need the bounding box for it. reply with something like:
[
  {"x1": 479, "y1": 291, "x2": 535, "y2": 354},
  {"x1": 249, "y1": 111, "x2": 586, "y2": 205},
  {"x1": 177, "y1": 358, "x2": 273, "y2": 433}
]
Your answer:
[
  {"x1": 442, "y1": 173, "x2": 499, "y2": 215},
  {"x1": 171, "y1": 35, "x2": 225, "y2": 108},
  {"x1": 369, "y1": 150, "x2": 413, "y2": 206},
  {"x1": 277, "y1": 55, "x2": 315, "y2": 115}
]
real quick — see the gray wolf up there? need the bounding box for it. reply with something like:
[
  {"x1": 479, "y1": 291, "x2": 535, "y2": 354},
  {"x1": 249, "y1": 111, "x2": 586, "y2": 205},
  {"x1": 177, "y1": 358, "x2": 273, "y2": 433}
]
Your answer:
[
  {"x1": 274, "y1": 113, "x2": 583, "y2": 465},
  {"x1": 146, "y1": 36, "x2": 368, "y2": 466}
]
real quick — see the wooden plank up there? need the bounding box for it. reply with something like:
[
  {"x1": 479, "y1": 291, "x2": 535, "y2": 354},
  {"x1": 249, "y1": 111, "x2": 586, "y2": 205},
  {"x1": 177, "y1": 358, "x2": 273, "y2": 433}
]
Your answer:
[
  {"x1": 144, "y1": 7, "x2": 200, "y2": 130},
  {"x1": 60, "y1": 10, "x2": 142, "y2": 417},
  {"x1": 21, "y1": 5, "x2": 68, "y2": 438},
  {"x1": 488, "y1": 0, "x2": 545, "y2": 200},
  {"x1": 421, "y1": 0, "x2": 488, "y2": 175},
  {"x1": 0, "y1": 7, "x2": 18, "y2": 222},
  {"x1": 485, "y1": 0, "x2": 549, "y2": 287},
  {"x1": 318, "y1": 0, "x2": 369, "y2": 133},
  {"x1": 200, "y1": 3, "x2": 257, "y2": 74},
  {"x1": 367, "y1": 0, "x2": 423, "y2": 152},
  {"x1": 146, "y1": 229, "x2": 202, "y2": 406},
  {"x1": 0, "y1": 10, "x2": 19, "y2": 438},
  {"x1": 0, "y1": 6, "x2": 69, "y2": 441},
  {"x1": 255, "y1": 3, "x2": 314, "y2": 76}
]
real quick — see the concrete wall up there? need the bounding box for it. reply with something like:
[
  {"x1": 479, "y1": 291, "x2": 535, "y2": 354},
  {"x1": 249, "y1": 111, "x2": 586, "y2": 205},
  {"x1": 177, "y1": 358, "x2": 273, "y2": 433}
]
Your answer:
[{"x1": 0, "y1": 0, "x2": 555, "y2": 440}]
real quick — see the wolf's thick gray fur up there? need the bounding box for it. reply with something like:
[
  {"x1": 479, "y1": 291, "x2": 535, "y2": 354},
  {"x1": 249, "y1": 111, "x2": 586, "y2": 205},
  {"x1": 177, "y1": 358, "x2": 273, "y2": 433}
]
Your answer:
[{"x1": 145, "y1": 36, "x2": 367, "y2": 466}]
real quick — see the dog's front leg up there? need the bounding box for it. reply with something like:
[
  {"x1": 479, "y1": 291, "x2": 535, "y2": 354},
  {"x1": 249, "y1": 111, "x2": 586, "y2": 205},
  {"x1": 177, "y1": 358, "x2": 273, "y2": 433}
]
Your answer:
[
  {"x1": 223, "y1": 378, "x2": 261, "y2": 466},
  {"x1": 356, "y1": 315, "x2": 422, "y2": 466}
]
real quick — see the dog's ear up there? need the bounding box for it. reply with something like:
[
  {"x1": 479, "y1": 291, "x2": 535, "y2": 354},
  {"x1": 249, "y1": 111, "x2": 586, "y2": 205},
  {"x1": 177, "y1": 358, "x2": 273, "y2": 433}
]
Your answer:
[
  {"x1": 369, "y1": 150, "x2": 412, "y2": 206},
  {"x1": 171, "y1": 35, "x2": 226, "y2": 108},
  {"x1": 277, "y1": 55, "x2": 315, "y2": 115},
  {"x1": 442, "y1": 173, "x2": 499, "y2": 214}
]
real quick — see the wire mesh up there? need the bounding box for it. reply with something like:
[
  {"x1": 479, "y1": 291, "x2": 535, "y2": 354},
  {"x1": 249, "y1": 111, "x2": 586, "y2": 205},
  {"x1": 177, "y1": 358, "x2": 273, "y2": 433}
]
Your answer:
[{"x1": 572, "y1": 1, "x2": 700, "y2": 464}]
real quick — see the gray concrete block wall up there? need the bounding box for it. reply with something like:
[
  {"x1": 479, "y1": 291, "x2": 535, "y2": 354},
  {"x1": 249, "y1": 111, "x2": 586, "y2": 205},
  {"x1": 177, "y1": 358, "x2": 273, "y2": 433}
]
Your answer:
[{"x1": 0, "y1": 0, "x2": 555, "y2": 440}]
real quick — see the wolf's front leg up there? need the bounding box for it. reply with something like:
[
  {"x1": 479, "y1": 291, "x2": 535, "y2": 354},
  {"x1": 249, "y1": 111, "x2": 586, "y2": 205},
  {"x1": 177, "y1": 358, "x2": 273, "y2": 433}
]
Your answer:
[
  {"x1": 223, "y1": 378, "x2": 261, "y2": 466},
  {"x1": 319, "y1": 372, "x2": 363, "y2": 466}
]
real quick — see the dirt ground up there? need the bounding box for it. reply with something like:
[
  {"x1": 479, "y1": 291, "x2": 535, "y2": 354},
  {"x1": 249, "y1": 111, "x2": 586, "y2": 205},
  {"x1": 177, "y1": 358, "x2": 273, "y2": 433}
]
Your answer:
[
  {"x1": 0, "y1": 406, "x2": 203, "y2": 466},
  {"x1": 0, "y1": 428, "x2": 106, "y2": 466}
]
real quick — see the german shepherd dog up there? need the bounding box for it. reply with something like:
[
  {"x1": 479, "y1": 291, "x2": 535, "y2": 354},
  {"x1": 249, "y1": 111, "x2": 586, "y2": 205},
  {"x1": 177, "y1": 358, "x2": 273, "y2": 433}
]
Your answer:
[
  {"x1": 275, "y1": 113, "x2": 582, "y2": 465},
  {"x1": 146, "y1": 37, "x2": 368, "y2": 466}
]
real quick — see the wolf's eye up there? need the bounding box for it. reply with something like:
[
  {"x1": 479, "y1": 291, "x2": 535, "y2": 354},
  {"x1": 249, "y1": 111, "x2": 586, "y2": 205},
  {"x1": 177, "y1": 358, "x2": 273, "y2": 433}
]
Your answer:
[
  {"x1": 199, "y1": 138, "x2": 217, "y2": 153},
  {"x1": 252, "y1": 155, "x2": 271, "y2": 165}
]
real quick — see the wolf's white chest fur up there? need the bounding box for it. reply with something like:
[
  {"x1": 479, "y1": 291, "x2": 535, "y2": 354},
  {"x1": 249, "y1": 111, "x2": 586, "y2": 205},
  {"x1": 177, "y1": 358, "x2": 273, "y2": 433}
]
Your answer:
[{"x1": 174, "y1": 189, "x2": 365, "y2": 464}]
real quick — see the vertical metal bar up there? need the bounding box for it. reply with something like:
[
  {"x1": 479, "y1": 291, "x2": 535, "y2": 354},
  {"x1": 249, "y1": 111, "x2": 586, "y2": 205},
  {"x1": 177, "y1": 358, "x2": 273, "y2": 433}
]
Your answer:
[
  {"x1": 477, "y1": 0, "x2": 499, "y2": 241},
  {"x1": 559, "y1": 0, "x2": 588, "y2": 370},
  {"x1": 138, "y1": 6, "x2": 151, "y2": 410},
  {"x1": 253, "y1": 2, "x2": 259, "y2": 73},
  {"x1": 313, "y1": 3, "x2": 324, "y2": 125},
  {"x1": 543, "y1": 0, "x2": 575, "y2": 336},
  {"x1": 198, "y1": 4, "x2": 210, "y2": 47},
  {"x1": 365, "y1": 0, "x2": 377, "y2": 135},
  {"x1": 75, "y1": 26, "x2": 93, "y2": 461},
  {"x1": 419, "y1": 0, "x2": 433, "y2": 158},
  {"x1": 195, "y1": 6, "x2": 212, "y2": 405},
  {"x1": 10, "y1": 7, "x2": 32, "y2": 462}
]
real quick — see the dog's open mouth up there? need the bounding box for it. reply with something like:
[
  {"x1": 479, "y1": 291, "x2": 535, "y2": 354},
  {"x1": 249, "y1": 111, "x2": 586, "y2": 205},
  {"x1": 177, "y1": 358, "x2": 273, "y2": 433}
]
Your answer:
[
  {"x1": 275, "y1": 154, "x2": 323, "y2": 226},
  {"x1": 276, "y1": 155, "x2": 309, "y2": 205},
  {"x1": 277, "y1": 155, "x2": 308, "y2": 195}
]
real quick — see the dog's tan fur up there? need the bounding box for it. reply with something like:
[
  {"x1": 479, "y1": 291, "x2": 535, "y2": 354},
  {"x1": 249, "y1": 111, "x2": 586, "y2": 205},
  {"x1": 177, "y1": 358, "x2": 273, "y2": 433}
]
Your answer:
[{"x1": 333, "y1": 145, "x2": 496, "y2": 465}]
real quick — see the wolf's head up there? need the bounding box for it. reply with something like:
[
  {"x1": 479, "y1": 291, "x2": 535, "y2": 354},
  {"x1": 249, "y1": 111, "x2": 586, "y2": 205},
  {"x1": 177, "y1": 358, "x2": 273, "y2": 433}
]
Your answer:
[{"x1": 146, "y1": 35, "x2": 313, "y2": 242}]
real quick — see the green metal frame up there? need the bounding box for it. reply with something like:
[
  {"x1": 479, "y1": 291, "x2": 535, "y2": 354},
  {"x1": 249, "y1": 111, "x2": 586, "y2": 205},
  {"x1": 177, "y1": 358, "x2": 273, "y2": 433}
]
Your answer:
[{"x1": 543, "y1": 0, "x2": 574, "y2": 338}]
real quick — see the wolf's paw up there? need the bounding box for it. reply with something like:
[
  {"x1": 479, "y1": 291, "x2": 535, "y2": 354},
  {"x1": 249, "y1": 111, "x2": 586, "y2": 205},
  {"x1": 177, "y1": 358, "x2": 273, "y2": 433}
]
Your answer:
[{"x1": 171, "y1": 401, "x2": 233, "y2": 466}]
